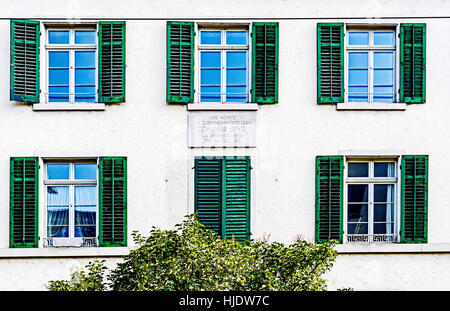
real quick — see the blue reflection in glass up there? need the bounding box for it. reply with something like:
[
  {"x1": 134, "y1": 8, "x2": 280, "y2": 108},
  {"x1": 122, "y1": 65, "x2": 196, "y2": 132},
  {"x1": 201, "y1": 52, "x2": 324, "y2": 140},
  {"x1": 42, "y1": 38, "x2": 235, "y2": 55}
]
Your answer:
[
  {"x1": 75, "y1": 186, "x2": 97, "y2": 238},
  {"x1": 374, "y1": 32, "x2": 395, "y2": 46},
  {"x1": 75, "y1": 164, "x2": 97, "y2": 179},
  {"x1": 226, "y1": 31, "x2": 247, "y2": 45},
  {"x1": 201, "y1": 51, "x2": 221, "y2": 102},
  {"x1": 48, "y1": 30, "x2": 69, "y2": 44},
  {"x1": 373, "y1": 52, "x2": 395, "y2": 102},
  {"x1": 348, "y1": 52, "x2": 368, "y2": 102},
  {"x1": 348, "y1": 32, "x2": 369, "y2": 45},
  {"x1": 75, "y1": 51, "x2": 96, "y2": 102},
  {"x1": 200, "y1": 31, "x2": 221, "y2": 44},
  {"x1": 49, "y1": 51, "x2": 69, "y2": 102},
  {"x1": 226, "y1": 51, "x2": 247, "y2": 102},
  {"x1": 75, "y1": 30, "x2": 96, "y2": 44},
  {"x1": 47, "y1": 186, "x2": 70, "y2": 237},
  {"x1": 47, "y1": 164, "x2": 70, "y2": 179}
]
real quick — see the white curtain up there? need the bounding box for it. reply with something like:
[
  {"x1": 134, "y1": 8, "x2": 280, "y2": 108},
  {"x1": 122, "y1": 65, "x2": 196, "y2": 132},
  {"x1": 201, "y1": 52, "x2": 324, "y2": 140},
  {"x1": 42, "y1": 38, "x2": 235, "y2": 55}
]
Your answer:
[
  {"x1": 74, "y1": 186, "x2": 97, "y2": 238},
  {"x1": 47, "y1": 186, "x2": 69, "y2": 237}
]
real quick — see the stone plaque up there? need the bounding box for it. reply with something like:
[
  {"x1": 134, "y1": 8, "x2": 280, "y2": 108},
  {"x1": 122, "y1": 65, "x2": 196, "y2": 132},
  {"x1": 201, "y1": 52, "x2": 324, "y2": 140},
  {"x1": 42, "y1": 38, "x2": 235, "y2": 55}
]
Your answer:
[{"x1": 188, "y1": 111, "x2": 256, "y2": 147}]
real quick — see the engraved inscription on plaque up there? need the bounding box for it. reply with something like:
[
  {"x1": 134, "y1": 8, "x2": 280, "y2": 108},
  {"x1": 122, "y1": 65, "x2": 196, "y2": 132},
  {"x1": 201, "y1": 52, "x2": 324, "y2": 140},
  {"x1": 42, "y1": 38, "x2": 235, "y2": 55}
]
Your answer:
[{"x1": 188, "y1": 111, "x2": 256, "y2": 147}]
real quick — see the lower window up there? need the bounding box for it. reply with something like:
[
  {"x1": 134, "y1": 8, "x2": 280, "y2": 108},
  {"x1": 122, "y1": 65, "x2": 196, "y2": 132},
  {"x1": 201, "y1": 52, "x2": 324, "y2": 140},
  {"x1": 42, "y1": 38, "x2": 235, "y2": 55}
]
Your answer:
[
  {"x1": 346, "y1": 160, "x2": 397, "y2": 243},
  {"x1": 45, "y1": 161, "x2": 98, "y2": 246}
]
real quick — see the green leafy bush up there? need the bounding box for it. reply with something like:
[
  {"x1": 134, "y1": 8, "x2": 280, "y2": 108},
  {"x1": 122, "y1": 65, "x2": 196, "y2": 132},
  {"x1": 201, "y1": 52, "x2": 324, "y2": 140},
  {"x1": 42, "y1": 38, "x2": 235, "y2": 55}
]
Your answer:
[{"x1": 48, "y1": 215, "x2": 338, "y2": 291}]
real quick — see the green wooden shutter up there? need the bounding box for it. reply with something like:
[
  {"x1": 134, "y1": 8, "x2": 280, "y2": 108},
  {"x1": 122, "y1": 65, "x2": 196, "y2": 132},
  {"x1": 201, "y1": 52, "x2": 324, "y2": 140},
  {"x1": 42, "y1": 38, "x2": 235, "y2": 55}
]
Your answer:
[
  {"x1": 98, "y1": 21, "x2": 126, "y2": 103},
  {"x1": 400, "y1": 24, "x2": 426, "y2": 103},
  {"x1": 167, "y1": 21, "x2": 194, "y2": 103},
  {"x1": 10, "y1": 157, "x2": 39, "y2": 248},
  {"x1": 252, "y1": 22, "x2": 279, "y2": 104},
  {"x1": 194, "y1": 158, "x2": 222, "y2": 236},
  {"x1": 315, "y1": 156, "x2": 343, "y2": 243},
  {"x1": 317, "y1": 23, "x2": 344, "y2": 104},
  {"x1": 401, "y1": 155, "x2": 428, "y2": 243},
  {"x1": 194, "y1": 157, "x2": 251, "y2": 241},
  {"x1": 10, "y1": 20, "x2": 40, "y2": 103},
  {"x1": 99, "y1": 157, "x2": 127, "y2": 246}
]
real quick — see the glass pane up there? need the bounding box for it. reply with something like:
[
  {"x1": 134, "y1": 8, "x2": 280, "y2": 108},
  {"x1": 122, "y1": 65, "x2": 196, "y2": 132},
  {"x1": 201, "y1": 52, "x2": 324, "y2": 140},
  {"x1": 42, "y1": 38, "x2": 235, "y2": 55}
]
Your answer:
[
  {"x1": 374, "y1": 162, "x2": 395, "y2": 177},
  {"x1": 374, "y1": 69, "x2": 394, "y2": 85},
  {"x1": 374, "y1": 184, "x2": 394, "y2": 203},
  {"x1": 374, "y1": 223, "x2": 394, "y2": 235},
  {"x1": 201, "y1": 86, "x2": 221, "y2": 102},
  {"x1": 348, "y1": 32, "x2": 369, "y2": 45},
  {"x1": 200, "y1": 31, "x2": 221, "y2": 45},
  {"x1": 48, "y1": 30, "x2": 69, "y2": 44},
  {"x1": 75, "y1": 86, "x2": 96, "y2": 102},
  {"x1": 348, "y1": 163, "x2": 369, "y2": 177},
  {"x1": 348, "y1": 52, "x2": 368, "y2": 68},
  {"x1": 374, "y1": 203, "x2": 395, "y2": 223},
  {"x1": 201, "y1": 69, "x2": 221, "y2": 85},
  {"x1": 75, "y1": 186, "x2": 97, "y2": 238},
  {"x1": 348, "y1": 204, "x2": 368, "y2": 222},
  {"x1": 374, "y1": 52, "x2": 394, "y2": 68},
  {"x1": 75, "y1": 68, "x2": 95, "y2": 85},
  {"x1": 226, "y1": 51, "x2": 247, "y2": 68},
  {"x1": 75, "y1": 163, "x2": 97, "y2": 179},
  {"x1": 348, "y1": 184, "x2": 368, "y2": 202},
  {"x1": 47, "y1": 164, "x2": 69, "y2": 179},
  {"x1": 75, "y1": 51, "x2": 95, "y2": 68},
  {"x1": 347, "y1": 223, "x2": 368, "y2": 235},
  {"x1": 47, "y1": 186, "x2": 69, "y2": 238},
  {"x1": 75, "y1": 30, "x2": 96, "y2": 44},
  {"x1": 48, "y1": 86, "x2": 70, "y2": 102},
  {"x1": 373, "y1": 86, "x2": 395, "y2": 103},
  {"x1": 226, "y1": 86, "x2": 247, "y2": 102},
  {"x1": 226, "y1": 31, "x2": 247, "y2": 45},
  {"x1": 201, "y1": 51, "x2": 221, "y2": 68},
  {"x1": 374, "y1": 32, "x2": 395, "y2": 46},
  {"x1": 49, "y1": 51, "x2": 69, "y2": 67},
  {"x1": 348, "y1": 69, "x2": 368, "y2": 85}
]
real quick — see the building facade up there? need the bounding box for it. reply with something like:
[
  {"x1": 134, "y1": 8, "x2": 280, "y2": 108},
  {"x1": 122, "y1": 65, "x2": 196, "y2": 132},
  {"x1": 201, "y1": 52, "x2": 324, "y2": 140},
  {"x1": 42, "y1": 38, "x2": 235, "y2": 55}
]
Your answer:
[{"x1": 1, "y1": 0, "x2": 450, "y2": 290}]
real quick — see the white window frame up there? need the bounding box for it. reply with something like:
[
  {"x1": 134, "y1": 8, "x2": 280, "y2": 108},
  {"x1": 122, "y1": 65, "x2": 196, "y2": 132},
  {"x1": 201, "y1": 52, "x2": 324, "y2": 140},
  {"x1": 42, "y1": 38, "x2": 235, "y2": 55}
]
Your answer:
[
  {"x1": 43, "y1": 159, "x2": 98, "y2": 247},
  {"x1": 45, "y1": 25, "x2": 98, "y2": 104},
  {"x1": 194, "y1": 24, "x2": 251, "y2": 105},
  {"x1": 344, "y1": 25, "x2": 400, "y2": 105},
  {"x1": 343, "y1": 158, "x2": 401, "y2": 243}
]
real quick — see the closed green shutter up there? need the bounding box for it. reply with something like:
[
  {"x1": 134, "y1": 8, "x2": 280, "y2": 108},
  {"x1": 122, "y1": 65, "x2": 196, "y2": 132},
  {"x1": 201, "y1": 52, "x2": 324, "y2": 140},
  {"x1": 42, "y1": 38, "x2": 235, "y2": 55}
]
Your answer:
[
  {"x1": 223, "y1": 158, "x2": 251, "y2": 241},
  {"x1": 194, "y1": 157, "x2": 250, "y2": 242},
  {"x1": 99, "y1": 157, "x2": 127, "y2": 246},
  {"x1": 98, "y1": 21, "x2": 126, "y2": 103},
  {"x1": 252, "y1": 22, "x2": 279, "y2": 104},
  {"x1": 315, "y1": 156, "x2": 343, "y2": 243},
  {"x1": 10, "y1": 157, "x2": 39, "y2": 248},
  {"x1": 400, "y1": 24, "x2": 426, "y2": 103},
  {"x1": 317, "y1": 23, "x2": 344, "y2": 104},
  {"x1": 167, "y1": 21, "x2": 194, "y2": 103},
  {"x1": 401, "y1": 155, "x2": 428, "y2": 243},
  {"x1": 10, "y1": 20, "x2": 40, "y2": 103}
]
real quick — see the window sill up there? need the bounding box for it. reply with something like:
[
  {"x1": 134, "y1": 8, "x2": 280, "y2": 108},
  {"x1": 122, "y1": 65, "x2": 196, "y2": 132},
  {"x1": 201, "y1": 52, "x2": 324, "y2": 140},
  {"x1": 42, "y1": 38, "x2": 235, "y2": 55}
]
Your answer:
[
  {"x1": 32, "y1": 103, "x2": 106, "y2": 111},
  {"x1": 336, "y1": 103, "x2": 406, "y2": 111},
  {"x1": 335, "y1": 243, "x2": 450, "y2": 254},
  {"x1": 187, "y1": 103, "x2": 259, "y2": 111},
  {"x1": 0, "y1": 247, "x2": 129, "y2": 258}
]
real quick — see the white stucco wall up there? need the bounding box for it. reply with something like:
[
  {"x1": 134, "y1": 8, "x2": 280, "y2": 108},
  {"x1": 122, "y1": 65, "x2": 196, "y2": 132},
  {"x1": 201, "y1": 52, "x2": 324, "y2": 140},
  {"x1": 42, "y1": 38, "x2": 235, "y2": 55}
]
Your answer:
[{"x1": 0, "y1": 0, "x2": 450, "y2": 290}]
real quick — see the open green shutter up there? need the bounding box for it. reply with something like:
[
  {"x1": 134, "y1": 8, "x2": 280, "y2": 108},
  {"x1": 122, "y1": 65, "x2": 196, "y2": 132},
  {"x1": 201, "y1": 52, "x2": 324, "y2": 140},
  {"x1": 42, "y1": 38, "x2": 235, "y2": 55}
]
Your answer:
[
  {"x1": 317, "y1": 23, "x2": 344, "y2": 104},
  {"x1": 400, "y1": 24, "x2": 426, "y2": 103},
  {"x1": 98, "y1": 21, "x2": 126, "y2": 103},
  {"x1": 401, "y1": 155, "x2": 428, "y2": 243},
  {"x1": 315, "y1": 156, "x2": 343, "y2": 243},
  {"x1": 167, "y1": 21, "x2": 194, "y2": 103},
  {"x1": 194, "y1": 158, "x2": 222, "y2": 236},
  {"x1": 10, "y1": 20, "x2": 40, "y2": 103},
  {"x1": 195, "y1": 157, "x2": 251, "y2": 241},
  {"x1": 10, "y1": 157, "x2": 39, "y2": 248},
  {"x1": 223, "y1": 158, "x2": 251, "y2": 242},
  {"x1": 252, "y1": 22, "x2": 279, "y2": 104},
  {"x1": 99, "y1": 157, "x2": 127, "y2": 246}
]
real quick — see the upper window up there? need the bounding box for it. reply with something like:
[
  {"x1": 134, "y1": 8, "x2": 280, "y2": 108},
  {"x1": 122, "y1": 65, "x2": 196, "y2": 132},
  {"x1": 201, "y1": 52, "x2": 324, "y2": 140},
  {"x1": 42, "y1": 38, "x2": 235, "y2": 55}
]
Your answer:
[
  {"x1": 197, "y1": 28, "x2": 249, "y2": 103},
  {"x1": 346, "y1": 29, "x2": 396, "y2": 103},
  {"x1": 47, "y1": 27, "x2": 97, "y2": 103}
]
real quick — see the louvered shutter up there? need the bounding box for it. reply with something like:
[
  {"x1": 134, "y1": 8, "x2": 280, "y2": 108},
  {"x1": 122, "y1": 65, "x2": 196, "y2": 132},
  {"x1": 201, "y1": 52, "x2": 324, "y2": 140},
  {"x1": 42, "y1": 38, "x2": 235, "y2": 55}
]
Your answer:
[
  {"x1": 252, "y1": 22, "x2": 279, "y2": 104},
  {"x1": 400, "y1": 24, "x2": 426, "y2": 103},
  {"x1": 194, "y1": 158, "x2": 222, "y2": 236},
  {"x1": 194, "y1": 157, "x2": 251, "y2": 241},
  {"x1": 315, "y1": 156, "x2": 343, "y2": 243},
  {"x1": 98, "y1": 22, "x2": 126, "y2": 103},
  {"x1": 99, "y1": 157, "x2": 127, "y2": 246},
  {"x1": 10, "y1": 20, "x2": 40, "y2": 103},
  {"x1": 317, "y1": 23, "x2": 344, "y2": 104},
  {"x1": 10, "y1": 157, "x2": 39, "y2": 248},
  {"x1": 167, "y1": 21, "x2": 194, "y2": 103},
  {"x1": 223, "y1": 158, "x2": 250, "y2": 241},
  {"x1": 401, "y1": 155, "x2": 428, "y2": 243}
]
